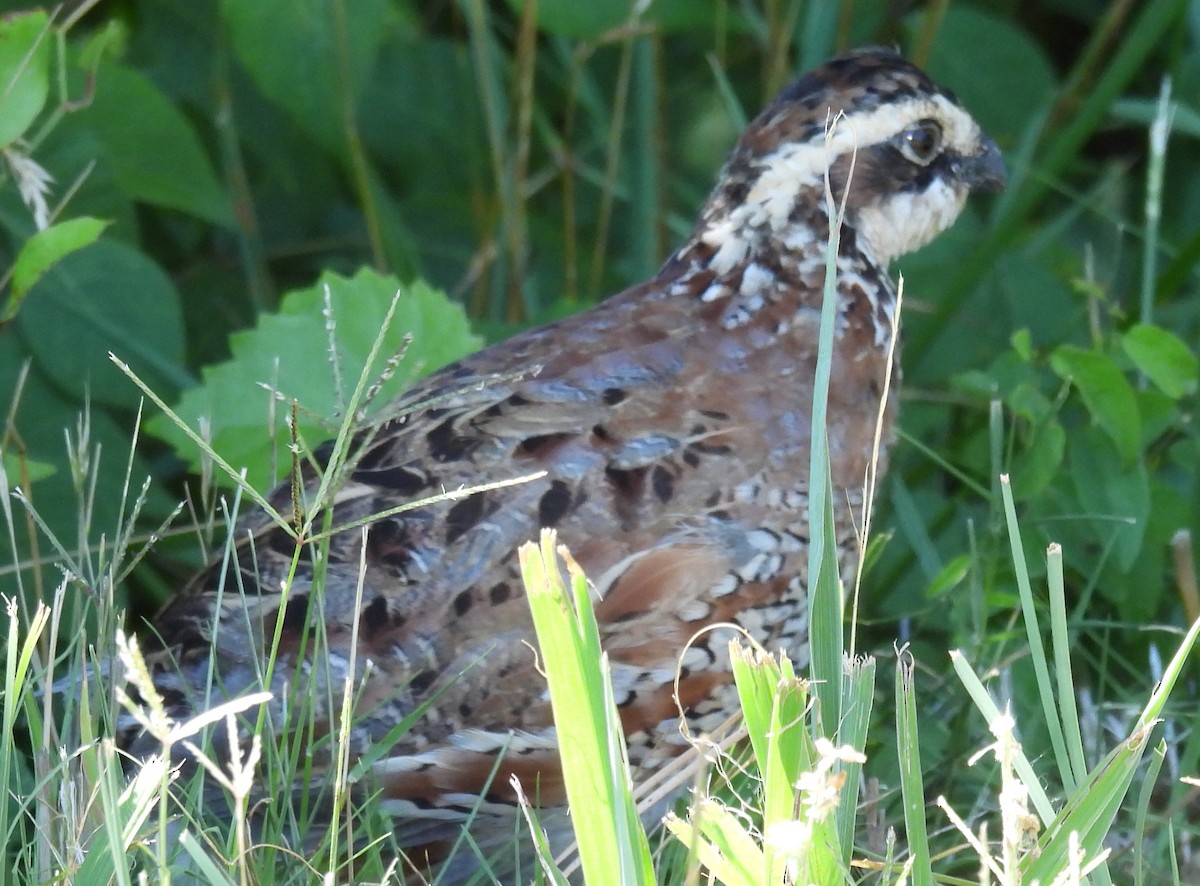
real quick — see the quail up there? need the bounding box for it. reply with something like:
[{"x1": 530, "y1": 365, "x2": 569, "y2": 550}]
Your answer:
[{"x1": 135, "y1": 46, "x2": 1004, "y2": 879}]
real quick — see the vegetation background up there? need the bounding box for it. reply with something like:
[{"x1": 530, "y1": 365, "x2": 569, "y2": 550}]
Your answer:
[{"x1": 0, "y1": 0, "x2": 1197, "y2": 881}]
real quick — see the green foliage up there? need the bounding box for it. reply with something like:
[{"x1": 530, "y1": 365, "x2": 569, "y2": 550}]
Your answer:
[
  {"x1": 145, "y1": 269, "x2": 481, "y2": 489},
  {"x1": 21, "y1": 240, "x2": 187, "y2": 408},
  {"x1": 0, "y1": 0, "x2": 1197, "y2": 881},
  {"x1": 221, "y1": 0, "x2": 398, "y2": 153},
  {"x1": 505, "y1": 0, "x2": 726, "y2": 40},
  {"x1": 77, "y1": 61, "x2": 234, "y2": 225},
  {"x1": 6, "y1": 217, "x2": 108, "y2": 315},
  {"x1": 913, "y1": 4, "x2": 1058, "y2": 144},
  {"x1": 1051, "y1": 345, "x2": 1142, "y2": 462},
  {"x1": 949, "y1": 305, "x2": 1197, "y2": 623},
  {"x1": 1123, "y1": 323, "x2": 1198, "y2": 399},
  {"x1": 0, "y1": 11, "x2": 52, "y2": 150}
]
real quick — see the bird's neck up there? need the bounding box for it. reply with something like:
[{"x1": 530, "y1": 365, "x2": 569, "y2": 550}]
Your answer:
[{"x1": 654, "y1": 190, "x2": 897, "y2": 349}]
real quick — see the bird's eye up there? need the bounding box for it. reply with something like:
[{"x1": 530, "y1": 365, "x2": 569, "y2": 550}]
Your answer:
[{"x1": 899, "y1": 119, "x2": 943, "y2": 164}]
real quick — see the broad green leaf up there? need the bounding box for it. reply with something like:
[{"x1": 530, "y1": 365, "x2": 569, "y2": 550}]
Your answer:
[
  {"x1": 504, "y1": 0, "x2": 625, "y2": 40},
  {"x1": 0, "y1": 11, "x2": 52, "y2": 149},
  {"x1": 1137, "y1": 387, "x2": 1179, "y2": 445},
  {"x1": 1069, "y1": 427, "x2": 1150, "y2": 573},
  {"x1": 0, "y1": 452, "x2": 54, "y2": 485},
  {"x1": 1010, "y1": 416, "x2": 1065, "y2": 500},
  {"x1": 78, "y1": 62, "x2": 233, "y2": 225},
  {"x1": 1050, "y1": 344, "x2": 1141, "y2": 463},
  {"x1": 221, "y1": 0, "x2": 394, "y2": 151},
  {"x1": 1007, "y1": 381, "x2": 1055, "y2": 424},
  {"x1": 35, "y1": 118, "x2": 138, "y2": 239},
  {"x1": 147, "y1": 268, "x2": 481, "y2": 489},
  {"x1": 1011, "y1": 328, "x2": 1033, "y2": 361},
  {"x1": 360, "y1": 37, "x2": 485, "y2": 178},
  {"x1": 1122, "y1": 323, "x2": 1198, "y2": 399},
  {"x1": 922, "y1": 553, "x2": 971, "y2": 600},
  {"x1": 7, "y1": 217, "x2": 109, "y2": 314},
  {"x1": 16, "y1": 240, "x2": 187, "y2": 409}
]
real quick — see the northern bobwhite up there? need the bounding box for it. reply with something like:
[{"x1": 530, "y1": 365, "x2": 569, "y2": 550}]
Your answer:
[{"x1": 134, "y1": 47, "x2": 1003, "y2": 878}]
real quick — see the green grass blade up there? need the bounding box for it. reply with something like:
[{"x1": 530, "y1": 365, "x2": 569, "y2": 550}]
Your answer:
[
  {"x1": 520, "y1": 530, "x2": 654, "y2": 886},
  {"x1": 895, "y1": 651, "x2": 933, "y2": 886},
  {"x1": 1025, "y1": 720, "x2": 1154, "y2": 882},
  {"x1": 1047, "y1": 542, "x2": 1089, "y2": 787},
  {"x1": 730, "y1": 641, "x2": 812, "y2": 883},
  {"x1": 627, "y1": 38, "x2": 661, "y2": 284},
  {"x1": 807, "y1": 133, "x2": 846, "y2": 735},
  {"x1": 805, "y1": 115, "x2": 873, "y2": 740},
  {"x1": 665, "y1": 799, "x2": 763, "y2": 886},
  {"x1": 1134, "y1": 612, "x2": 1200, "y2": 731},
  {"x1": 835, "y1": 654, "x2": 874, "y2": 862},
  {"x1": 948, "y1": 650, "x2": 1055, "y2": 824},
  {"x1": 1132, "y1": 741, "x2": 1167, "y2": 886},
  {"x1": 109, "y1": 354, "x2": 288, "y2": 532},
  {"x1": 806, "y1": 467, "x2": 842, "y2": 738},
  {"x1": 513, "y1": 794, "x2": 572, "y2": 886},
  {"x1": 178, "y1": 828, "x2": 237, "y2": 885},
  {"x1": 999, "y1": 474, "x2": 1074, "y2": 790}
]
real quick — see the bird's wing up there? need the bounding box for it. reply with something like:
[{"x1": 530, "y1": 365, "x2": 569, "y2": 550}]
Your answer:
[{"x1": 149, "y1": 277, "x2": 791, "y2": 748}]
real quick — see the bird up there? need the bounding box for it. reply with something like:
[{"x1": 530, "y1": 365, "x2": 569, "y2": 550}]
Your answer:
[{"x1": 131, "y1": 47, "x2": 1004, "y2": 880}]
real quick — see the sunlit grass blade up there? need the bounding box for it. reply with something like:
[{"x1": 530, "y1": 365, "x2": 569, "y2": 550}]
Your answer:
[
  {"x1": 1133, "y1": 611, "x2": 1200, "y2": 732},
  {"x1": 729, "y1": 641, "x2": 811, "y2": 882},
  {"x1": 519, "y1": 529, "x2": 654, "y2": 886},
  {"x1": 664, "y1": 798, "x2": 763, "y2": 886},
  {"x1": 2, "y1": 596, "x2": 50, "y2": 856},
  {"x1": 513, "y1": 788, "x2": 572, "y2": 886},
  {"x1": 834, "y1": 654, "x2": 874, "y2": 861},
  {"x1": 177, "y1": 828, "x2": 237, "y2": 885},
  {"x1": 950, "y1": 476, "x2": 1200, "y2": 884},
  {"x1": 72, "y1": 742, "x2": 167, "y2": 886}
]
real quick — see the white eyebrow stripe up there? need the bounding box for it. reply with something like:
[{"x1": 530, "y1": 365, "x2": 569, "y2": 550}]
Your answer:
[{"x1": 743, "y1": 93, "x2": 979, "y2": 207}]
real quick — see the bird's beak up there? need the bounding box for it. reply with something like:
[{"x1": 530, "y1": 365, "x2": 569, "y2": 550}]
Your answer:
[{"x1": 962, "y1": 136, "x2": 1006, "y2": 191}]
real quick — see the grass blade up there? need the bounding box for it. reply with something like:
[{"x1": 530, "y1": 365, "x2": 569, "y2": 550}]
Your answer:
[
  {"x1": 520, "y1": 530, "x2": 655, "y2": 886},
  {"x1": 834, "y1": 654, "x2": 874, "y2": 861},
  {"x1": 895, "y1": 650, "x2": 933, "y2": 886},
  {"x1": 999, "y1": 474, "x2": 1074, "y2": 790}
]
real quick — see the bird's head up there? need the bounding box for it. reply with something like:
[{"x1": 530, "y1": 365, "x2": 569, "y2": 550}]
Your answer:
[{"x1": 699, "y1": 48, "x2": 1005, "y2": 271}]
